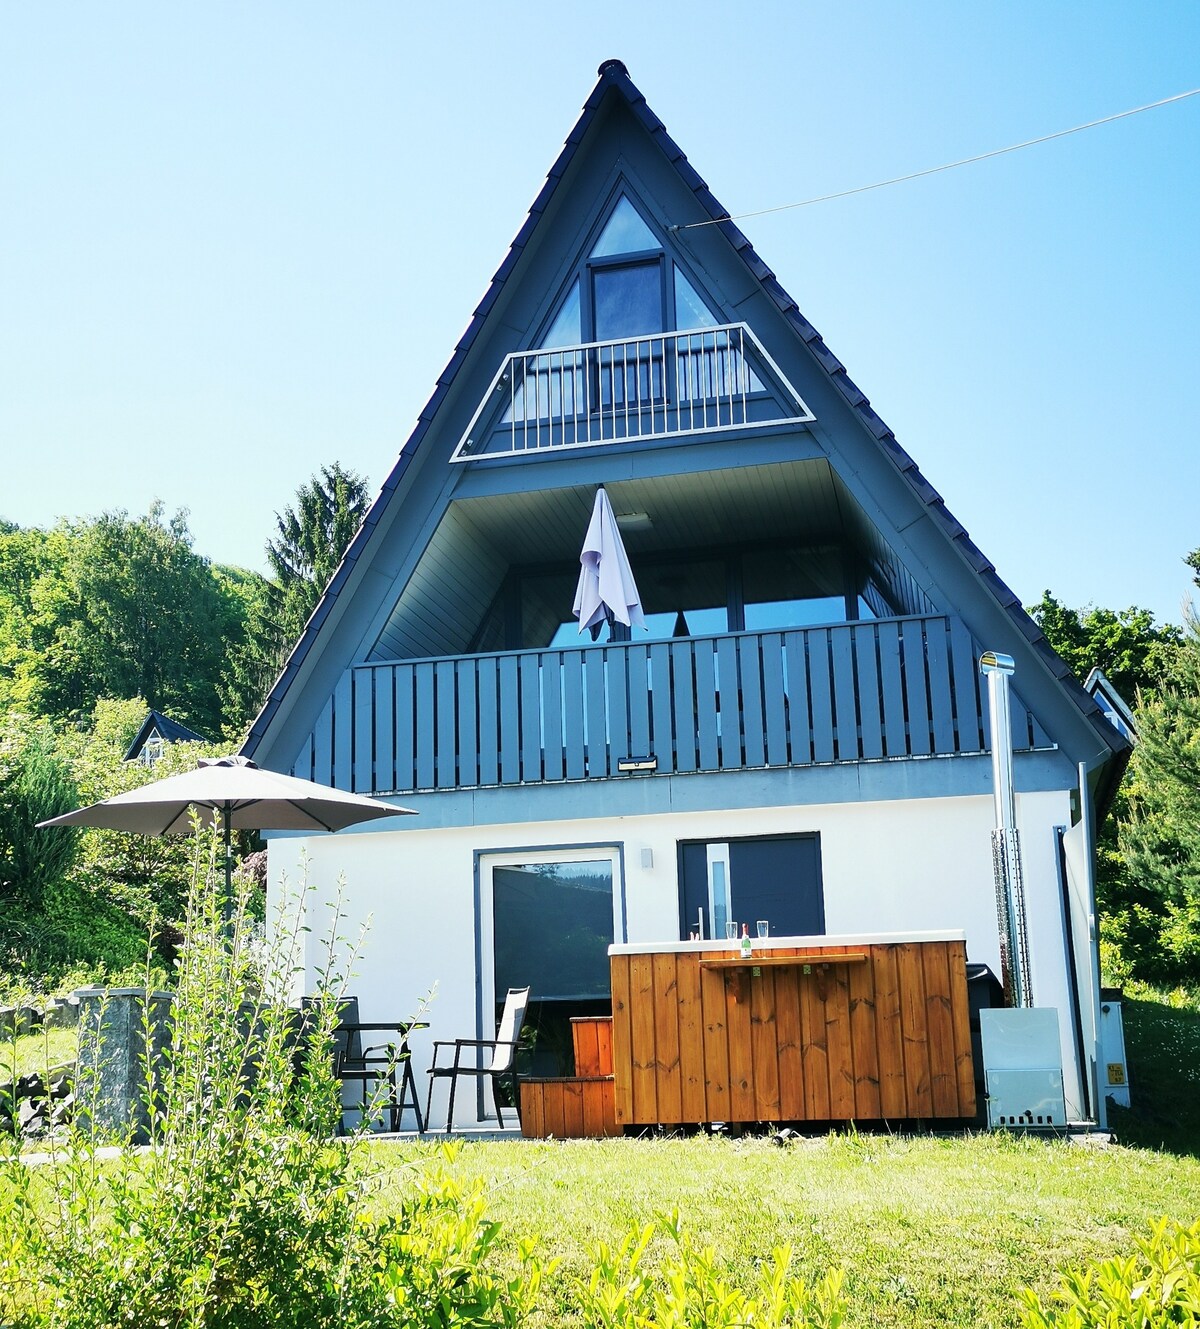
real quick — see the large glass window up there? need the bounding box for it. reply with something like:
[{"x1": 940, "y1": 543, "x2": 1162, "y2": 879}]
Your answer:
[
  {"x1": 680, "y1": 835, "x2": 825, "y2": 941},
  {"x1": 742, "y1": 546, "x2": 855, "y2": 631},
  {"x1": 593, "y1": 262, "x2": 663, "y2": 342},
  {"x1": 491, "y1": 855, "x2": 618, "y2": 1001}
]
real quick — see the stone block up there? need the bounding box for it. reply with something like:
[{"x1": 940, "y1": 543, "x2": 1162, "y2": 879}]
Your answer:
[
  {"x1": 0, "y1": 1005, "x2": 37, "y2": 1038},
  {"x1": 75, "y1": 988, "x2": 173, "y2": 1145}
]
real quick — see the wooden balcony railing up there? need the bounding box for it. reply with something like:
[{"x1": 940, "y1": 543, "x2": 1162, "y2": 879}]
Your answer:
[{"x1": 293, "y1": 615, "x2": 1052, "y2": 794}]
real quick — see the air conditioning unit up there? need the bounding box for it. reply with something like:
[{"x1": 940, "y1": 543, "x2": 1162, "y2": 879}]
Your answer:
[{"x1": 979, "y1": 1008, "x2": 1066, "y2": 1130}]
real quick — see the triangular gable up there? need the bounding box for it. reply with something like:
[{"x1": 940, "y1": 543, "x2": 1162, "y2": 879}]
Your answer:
[
  {"x1": 450, "y1": 182, "x2": 805, "y2": 461},
  {"x1": 124, "y1": 709, "x2": 208, "y2": 763},
  {"x1": 242, "y1": 59, "x2": 1128, "y2": 776}
]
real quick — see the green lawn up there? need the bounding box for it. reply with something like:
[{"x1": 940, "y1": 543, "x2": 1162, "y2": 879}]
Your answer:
[
  {"x1": 7, "y1": 990, "x2": 1199, "y2": 1327},
  {"x1": 361, "y1": 986, "x2": 1200, "y2": 1328},
  {"x1": 1, "y1": 1026, "x2": 77, "y2": 1082},
  {"x1": 366, "y1": 1130, "x2": 1200, "y2": 1328}
]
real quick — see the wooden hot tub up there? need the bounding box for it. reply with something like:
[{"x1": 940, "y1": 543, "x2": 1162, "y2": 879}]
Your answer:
[{"x1": 609, "y1": 932, "x2": 976, "y2": 1127}]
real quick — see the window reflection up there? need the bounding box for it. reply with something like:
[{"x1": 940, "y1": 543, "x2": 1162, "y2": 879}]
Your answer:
[
  {"x1": 471, "y1": 544, "x2": 891, "y2": 654},
  {"x1": 493, "y1": 859, "x2": 615, "y2": 1001}
]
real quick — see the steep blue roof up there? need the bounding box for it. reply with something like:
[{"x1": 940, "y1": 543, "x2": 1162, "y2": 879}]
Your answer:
[
  {"x1": 124, "y1": 709, "x2": 208, "y2": 761},
  {"x1": 242, "y1": 59, "x2": 1127, "y2": 774}
]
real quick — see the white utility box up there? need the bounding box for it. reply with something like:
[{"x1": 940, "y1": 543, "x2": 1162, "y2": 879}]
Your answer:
[
  {"x1": 979, "y1": 1007, "x2": 1066, "y2": 1130},
  {"x1": 1099, "y1": 989, "x2": 1131, "y2": 1109}
]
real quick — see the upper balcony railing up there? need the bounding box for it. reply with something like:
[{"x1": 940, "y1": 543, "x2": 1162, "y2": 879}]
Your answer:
[
  {"x1": 294, "y1": 616, "x2": 1054, "y2": 796},
  {"x1": 451, "y1": 323, "x2": 813, "y2": 461}
]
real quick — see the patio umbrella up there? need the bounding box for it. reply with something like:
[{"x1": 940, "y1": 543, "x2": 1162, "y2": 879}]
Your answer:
[
  {"x1": 38, "y1": 755, "x2": 413, "y2": 898},
  {"x1": 572, "y1": 487, "x2": 647, "y2": 641}
]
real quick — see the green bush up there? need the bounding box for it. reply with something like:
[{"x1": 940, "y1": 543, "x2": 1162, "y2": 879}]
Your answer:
[
  {"x1": 0, "y1": 828, "x2": 547, "y2": 1328},
  {"x1": 575, "y1": 1209, "x2": 846, "y2": 1329},
  {"x1": 0, "y1": 716, "x2": 79, "y2": 911},
  {"x1": 1019, "y1": 1217, "x2": 1200, "y2": 1327}
]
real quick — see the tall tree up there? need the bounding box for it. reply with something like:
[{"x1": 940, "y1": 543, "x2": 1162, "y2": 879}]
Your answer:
[
  {"x1": 215, "y1": 564, "x2": 280, "y2": 738},
  {"x1": 14, "y1": 505, "x2": 242, "y2": 734},
  {"x1": 221, "y1": 464, "x2": 370, "y2": 737},
  {"x1": 0, "y1": 522, "x2": 59, "y2": 713},
  {"x1": 1029, "y1": 591, "x2": 1182, "y2": 702},
  {"x1": 266, "y1": 462, "x2": 369, "y2": 648},
  {"x1": 1118, "y1": 618, "x2": 1200, "y2": 979}
]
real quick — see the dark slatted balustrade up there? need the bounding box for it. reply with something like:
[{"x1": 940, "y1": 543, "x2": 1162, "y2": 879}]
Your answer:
[{"x1": 293, "y1": 615, "x2": 1052, "y2": 793}]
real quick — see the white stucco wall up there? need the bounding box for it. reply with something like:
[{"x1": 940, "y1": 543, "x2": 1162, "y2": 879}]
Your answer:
[{"x1": 269, "y1": 785, "x2": 1085, "y2": 1127}]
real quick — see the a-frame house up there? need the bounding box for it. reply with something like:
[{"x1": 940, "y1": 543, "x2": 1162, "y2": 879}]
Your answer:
[{"x1": 244, "y1": 61, "x2": 1128, "y2": 1131}]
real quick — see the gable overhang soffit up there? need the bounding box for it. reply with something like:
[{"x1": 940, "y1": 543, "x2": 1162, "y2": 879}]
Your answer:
[{"x1": 241, "y1": 58, "x2": 1128, "y2": 774}]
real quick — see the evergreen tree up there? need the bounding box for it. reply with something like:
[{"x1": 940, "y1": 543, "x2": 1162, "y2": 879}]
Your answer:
[
  {"x1": 266, "y1": 462, "x2": 369, "y2": 648},
  {"x1": 1118, "y1": 618, "x2": 1200, "y2": 980},
  {"x1": 222, "y1": 463, "x2": 370, "y2": 736},
  {"x1": 0, "y1": 715, "x2": 79, "y2": 910},
  {"x1": 1031, "y1": 589, "x2": 1186, "y2": 981}
]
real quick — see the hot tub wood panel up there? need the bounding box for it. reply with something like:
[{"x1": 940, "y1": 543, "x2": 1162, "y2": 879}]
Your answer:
[{"x1": 610, "y1": 940, "x2": 975, "y2": 1125}]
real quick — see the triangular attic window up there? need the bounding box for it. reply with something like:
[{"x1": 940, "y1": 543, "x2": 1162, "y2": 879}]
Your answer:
[
  {"x1": 675, "y1": 265, "x2": 762, "y2": 389},
  {"x1": 674, "y1": 266, "x2": 719, "y2": 330},
  {"x1": 542, "y1": 279, "x2": 581, "y2": 349},
  {"x1": 590, "y1": 195, "x2": 658, "y2": 257}
]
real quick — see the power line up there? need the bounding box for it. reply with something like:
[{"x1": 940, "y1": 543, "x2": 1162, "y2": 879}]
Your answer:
[{"x1": 672, "y1": 87, "x2": 1200, "y2": 231}]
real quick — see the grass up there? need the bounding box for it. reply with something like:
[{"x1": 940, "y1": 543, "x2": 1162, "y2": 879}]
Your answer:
[
  {"x1": 6, "y1": 989, "x2": 1200, "y2": 1326},
  {"x1": 1, "y1": 1025, "x2": 78, "y2": 1081},
  {"x1": 367, "y1": 1130, "x2": 1200, "y2": 1328}
]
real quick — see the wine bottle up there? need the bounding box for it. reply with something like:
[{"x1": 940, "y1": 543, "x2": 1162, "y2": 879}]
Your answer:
[{"x1": 740, "y1": 922, "x2": 752, "y2": 959}]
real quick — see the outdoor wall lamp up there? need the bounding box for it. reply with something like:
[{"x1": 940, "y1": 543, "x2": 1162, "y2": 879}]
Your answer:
[{"x1": 617, "y1": 755, "x2": 658, "y2": 773}]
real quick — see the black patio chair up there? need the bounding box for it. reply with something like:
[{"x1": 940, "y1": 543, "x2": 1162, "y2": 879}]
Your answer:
[
  {"x1": 425, "y1": 986, "x2": 530, "y2": 1134},
  {"x1": 302, "y1": 996, "x2": 424, "y2": 1133}
]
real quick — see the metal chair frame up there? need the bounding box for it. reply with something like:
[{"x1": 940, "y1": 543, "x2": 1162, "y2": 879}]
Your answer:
[
  {"x1": 305, "y1": 996, "x2": 425, "y2": 1134},
  {"x1": 335, "y1": 1028, "x2": 425, "y2": 1134},
  {"x1": 425, "y1": 987, "x2": 530, "y2": 1134}
]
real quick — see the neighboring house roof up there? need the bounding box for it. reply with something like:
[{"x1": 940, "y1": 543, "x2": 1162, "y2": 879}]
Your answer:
[
  {"x1": 124, "y1": 709, "x2": 208, "y2": 762},
  {"x1": 242, "y1": 58, "x2": 1129, "y2": 791},
  {"x1": 1084, "y1": 669, "x2": 1138, "y2": 744}
]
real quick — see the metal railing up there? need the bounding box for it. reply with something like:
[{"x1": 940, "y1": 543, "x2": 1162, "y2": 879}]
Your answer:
[{"x1": 452, "y1": 323, "x2": 810, "y2": 459}]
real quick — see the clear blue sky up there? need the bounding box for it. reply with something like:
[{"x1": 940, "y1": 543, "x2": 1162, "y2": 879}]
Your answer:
[{"x1": 2, "y1": 3, "x2": 1197, "y2": 626}]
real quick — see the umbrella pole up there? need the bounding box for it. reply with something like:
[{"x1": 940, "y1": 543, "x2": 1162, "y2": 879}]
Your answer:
[{"x1": 222, "y1": 806, "x2": 234, "y2": 930}]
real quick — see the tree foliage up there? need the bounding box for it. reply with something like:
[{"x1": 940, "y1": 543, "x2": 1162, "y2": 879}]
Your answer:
[
  {"x1": 1028, "y1": 591, "x2": 1182, "y2": 701},
  {"x1": 1, "y1": 506, "x2": 248, "y2": 735},
  {"x1": 1117, "y1": 618, "x2": 1200, "y2": 980},
  {"x1": 0, "y1": 524, "x2": 58, "y2": 714},
  {"x1": 0, "y1": 715, "x2": 79, "y2": 910},
  {"x1": 1029, "y1": 589, "x2": 1193, "y2": 982},
  {"x1": 266, "y1": 462, "x2": 369, "y2": 648},
  {"x1": 221, "y1": 463, "x2": 370, "y2": 736}
]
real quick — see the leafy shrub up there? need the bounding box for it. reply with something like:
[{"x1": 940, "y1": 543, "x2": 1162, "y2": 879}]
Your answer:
[
  {"x1": 0, "y1": 715, "x2": 79, "y2": 910},
  {"x1": 0, "y1": 827, "x2": 547, "y2": 1328},
  {"x1": 575, "y1": 1209, "x2": 846, "y2": 1329},
  {"x1": 1018, "y1": 1217, "x2": 1200, "y2": 1327},
  {"x1": 366, "y1": 1164, "x2": 549, "y2": 1327}
]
